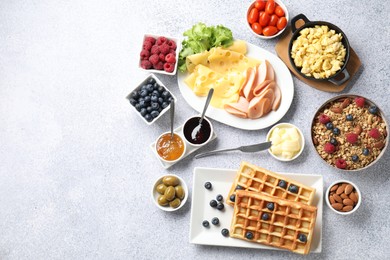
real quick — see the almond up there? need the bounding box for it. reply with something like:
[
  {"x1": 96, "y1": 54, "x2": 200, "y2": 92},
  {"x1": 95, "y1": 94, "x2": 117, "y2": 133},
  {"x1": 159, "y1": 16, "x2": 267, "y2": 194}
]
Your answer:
[
  {"x1": 330, "y1": 184, "x2": 339, "y2": 192},
  {"x1": 344, "y1": 184, "x2": 353, "y2": 195},
  {"x1": 373, "y1": 141, "x2": 385, "y2": 149},
  {"x1": 349, "y1": 192, "x2": 358, "y2": 203},
  {"x1": 343, "y1": 199, "x2": 354, "y2": 206},
  {"x1": 342, "y1": 205, "x2": 353, "y2": 212},
  {"x1": 329, "y1": 195, "x2": 335, "y2": 204},
  {"x1": 313, "y1": 137, "x2": 319, "y2": 145},
  {"x1": 336, "y1": 185, "x2": 345, "y2": 195},
  {"x1": 340, "y1": 193, "x2": 349, "y2": 199},
  {"x1": 353, "y1": 125, "x2": 362, "y2": 135},
  {"x1": 332, "y1": 203, "x2": 343, "y2": 210},
  {"x1": 333, "y1": 194, "x2": 343, "y2": 203},
  {"x1": 331, "y1": 106, "x2": 343, "y2": 113},
  {"x1": 341, "y1": 98, "x2": 350, "y2": 108}
]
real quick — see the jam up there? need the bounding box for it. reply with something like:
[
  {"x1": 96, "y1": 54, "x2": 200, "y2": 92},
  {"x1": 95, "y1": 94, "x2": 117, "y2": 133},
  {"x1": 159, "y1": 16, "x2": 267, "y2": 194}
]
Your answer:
[
  {"x1": 156, "y1": 133, "x2": 185, "y2": 161},
  {"x1": 183, "y1": 117, "x2": 211, "y2": 145}
]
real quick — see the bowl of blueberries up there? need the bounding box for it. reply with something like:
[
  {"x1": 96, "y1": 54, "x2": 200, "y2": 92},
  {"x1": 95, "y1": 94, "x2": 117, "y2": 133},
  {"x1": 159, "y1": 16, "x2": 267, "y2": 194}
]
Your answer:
[{"x1": 127, "y1": 74, "x2": 176, "y2": 125}]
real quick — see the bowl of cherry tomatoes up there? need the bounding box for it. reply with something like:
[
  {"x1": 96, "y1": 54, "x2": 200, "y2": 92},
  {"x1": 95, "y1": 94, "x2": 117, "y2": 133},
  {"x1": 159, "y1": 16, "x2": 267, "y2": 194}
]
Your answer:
[{"x1": 247, "y1": 0, "x2": 289, "y2": 39}]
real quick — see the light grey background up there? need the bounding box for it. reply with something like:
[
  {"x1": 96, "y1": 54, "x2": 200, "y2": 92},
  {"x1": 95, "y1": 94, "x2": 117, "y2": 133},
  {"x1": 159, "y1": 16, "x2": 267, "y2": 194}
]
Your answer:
[{"x1": 0, "y1": 0, "x2": 389, "y2": 259}]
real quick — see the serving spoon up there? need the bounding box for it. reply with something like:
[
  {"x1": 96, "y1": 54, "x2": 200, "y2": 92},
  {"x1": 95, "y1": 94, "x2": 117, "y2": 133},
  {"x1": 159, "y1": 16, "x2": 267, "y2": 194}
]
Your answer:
[
  {"x1": 170, "y1": 100, "x2": 175, "y2": 140},
  {"x1": 191, "y1": 88, "x2": 214, "y2": 141}
]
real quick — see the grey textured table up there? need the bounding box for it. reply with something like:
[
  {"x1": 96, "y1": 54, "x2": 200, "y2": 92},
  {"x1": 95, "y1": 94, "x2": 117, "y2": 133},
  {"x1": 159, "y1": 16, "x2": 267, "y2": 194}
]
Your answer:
[{"x1": 1, "y1": 0, "x2": 389, "y2": 259}]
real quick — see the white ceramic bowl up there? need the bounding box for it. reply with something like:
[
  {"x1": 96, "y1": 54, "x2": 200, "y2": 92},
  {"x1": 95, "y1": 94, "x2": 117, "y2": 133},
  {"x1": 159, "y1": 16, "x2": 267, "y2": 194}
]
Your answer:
[
  {"x1": 182, "y1": 115, "x2": 214, "y2": 147},
  {"x1": 151, "y1": 174, "x2": 188, "y2": 212},
  {"x1": 325, "y1": 180, "x2": 361, "y2": 215},
  {"x1": 126, "y1": 73, "x2": 176, "y2": 125},
  {"x1": 246, "y1": 0, "x2": 289, "y2": 39},
  {"x1": 154, "y1": 131, "x2": 187, "y2": 164},
  {"x1": 266, "y1": 122, "x2": 305, "y2": 161},
  {"x1": 139, "y1": 34, "x2": 180, "y2": 75}
]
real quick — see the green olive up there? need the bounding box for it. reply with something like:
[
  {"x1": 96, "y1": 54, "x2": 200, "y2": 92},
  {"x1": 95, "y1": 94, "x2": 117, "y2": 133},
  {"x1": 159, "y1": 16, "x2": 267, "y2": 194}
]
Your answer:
[
  {"x1": 162, "y1": 176, "x2": 180, "y2": 186},
  {"x1": 156, "y1": 183, "x2": 167, "y2": 195},
  {"x1": 164, "y1": 186, "x2": 176, "y2": 201},
  {"x1": 169, "y1": 198, "x2": 181, "y2": 208},
  {"x1": 157, "y1": 195, "x2": 168, "y2": 206},
  {"x1": 175, "y1": 185, "x2": 185, "y2": 200}
]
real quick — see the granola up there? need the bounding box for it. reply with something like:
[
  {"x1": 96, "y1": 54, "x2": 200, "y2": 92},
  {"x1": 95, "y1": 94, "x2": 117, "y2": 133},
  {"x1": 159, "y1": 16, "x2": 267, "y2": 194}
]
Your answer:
[{"x1": 312, "y1": 96, "x2": 388, "y2": 170}]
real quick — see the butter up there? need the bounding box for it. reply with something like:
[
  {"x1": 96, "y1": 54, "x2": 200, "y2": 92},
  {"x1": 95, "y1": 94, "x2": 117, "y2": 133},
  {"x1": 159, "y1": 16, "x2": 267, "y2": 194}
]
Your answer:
[{"x1": 269, "y1": 126, "x2": 302, "y2": 159}]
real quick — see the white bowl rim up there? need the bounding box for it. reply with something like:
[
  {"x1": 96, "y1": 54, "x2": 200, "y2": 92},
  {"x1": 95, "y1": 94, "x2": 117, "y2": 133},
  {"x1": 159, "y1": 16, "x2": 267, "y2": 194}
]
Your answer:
[{"x1": 325, "y1": 179, "x2": 362, "y2": 215}]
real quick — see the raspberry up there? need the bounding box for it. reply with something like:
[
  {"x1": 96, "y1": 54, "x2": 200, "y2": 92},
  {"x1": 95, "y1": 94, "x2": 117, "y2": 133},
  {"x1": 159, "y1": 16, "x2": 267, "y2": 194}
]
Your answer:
[
  {"x1": 159, "y1": 43, "x2": 170, "y2": 55},
  {"x1": 335, "y1": 158, "x2": 347, "y2": 169},
  {"x1": 345, "y1": 133, "x2": 359, "y2": 144},
  {"x1": 156, "y1": 36, "x2": 167, "y2": 45},
  {"x1": 165, "y1": 53, "x2": 176, "y2": 63},
  {"x1": 355, "y1": 97, "x2": 365, "y2": 108},
  {"x1": 319, "y1": 114, "x2": 330, "y2": 124},
  {"x1": 169, "y1": 50, "x2": 176, "y2": 56},
  {"x1": 167, "y1": 40, "x2": 177, "y2": 50},
  {"x1": 140, "y1": 49, "x2": 150, "y2": 60},
  {"x1": 324, "y1": 143, "x2": 336, "y2": 154},
  {"x1": 368, "y1": 128, "x2": 381, "y2": 139},
  {"x1": 143, "y1": 41, "x2": 153, "y2": 51},
  {"x1": 148, "y1": 54, "x2": 160, "y2": 65},
  {"x1": 140, "y1": 60, "x2": 152, "y2": 69},
  {"x1": 153, "y1": 61, "x2": 164, "y2": 70},
  {"x1": 163, "y1": 62, "x2": 175, "y2": 73},
  {"x1": 159, "y1": 53, "x2": 165, "y2": 61},
  {"x1": 150, "y1": 45, "x2": 160, "y2": 55},
  {"x1": 144, "y1": 36, "x2": 156, "y2": 45}
]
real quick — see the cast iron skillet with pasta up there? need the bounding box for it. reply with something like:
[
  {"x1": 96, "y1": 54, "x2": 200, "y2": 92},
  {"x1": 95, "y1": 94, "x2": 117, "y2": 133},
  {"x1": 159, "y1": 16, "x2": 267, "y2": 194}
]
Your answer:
[{"x1": 288, "y1": 14, "x2": 351, "y2": 86}]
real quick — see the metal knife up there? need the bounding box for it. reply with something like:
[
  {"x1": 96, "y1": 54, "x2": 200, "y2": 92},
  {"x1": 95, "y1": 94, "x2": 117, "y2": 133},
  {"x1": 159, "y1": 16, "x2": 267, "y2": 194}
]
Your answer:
[{"x1": 195, "y1": 141, "x2": 272, "y2": 159}]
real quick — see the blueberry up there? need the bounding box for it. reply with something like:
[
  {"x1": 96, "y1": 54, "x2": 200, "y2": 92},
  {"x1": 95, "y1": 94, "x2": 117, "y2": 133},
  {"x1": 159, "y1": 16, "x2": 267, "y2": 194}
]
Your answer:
[
  {"x1": 130, "y1": 91, "x2": 139, "y2": 99},
  {"x1": 146, "y1": 84, "x2": 154, "y2": 92},
  {"x1": 147, "y1": 77, "x2": 155, "y2": 84},
  {"x1": 135, "y1": 103, "x2": 141, "y2": 111},
  {"x1": 261, "y1": 213, "x2": 270, "y2": 221},
  {"x1": 151, "y1": 95, "x2": 158, "y2": 103},
  {"x1": 202, "y1": 220, "x2": 209, "y2": 228},
  {"x1": 217, "y1": 203, "x2": 224, "y2": 210},
  {"x1": 139, "y1": 100, "x2": 146, "y2": 108},
  {"x1": 129, "y1": 98, "x2": 137, "y2": 106},
  {"x1": 346, "y1": 114, "x2": 353, "y2": 121},
  {"x1": 168, "y1": 96, "x2": 174, "y2": 103},
  {"x1": 330, "y1": 138, "x2": 338, "y2": 146},
  {"x1": 138, "y1": 97, "x2": 144, "y2": 103},
  {"x1": 158, "y1": 97, "x2": 164, "y2": 105},
  {"x1": 151, "y1": 102, "x2": 160, "y2": 110},
  {"x1": 144, "y1": 114, "x2": 153, "y2": 122},
  {"x1": 140, "y1": 85, "x2": 147, "y2": 91},
  {"x1": 326, "y1": 122, "x2": 333, "y2": 130},
  {"x1": 216, "y1": 194, "x2": 223, "y2": 202},
  {"x1": 351, "y1": 155, "x2": 359, "y2": 162},
  {"x1": 298, "y1": 234, "x2": 307, "y2": 243},
  {"x1": 278, "y1": 180, "x2": 287, "y2": 189},
  {"x1": 211, "y1": 217, "x2": 219, "y2": 225},
  {"x1": 221, "y1": 228, "x2": 229, "y2": 237},
  {"x1": 266, "y1": 202, "x2": 274, "y2": 211},
  {"x1": 362, "y1": 148, "x2": 369, "y2": 156},
  {"x1": 140, "y1": 108, "x2": 147, "y2": 116},
  {"x1": 369, "y1": 106, "x2": 378, "y2": 114},
  {"x1": 210, "y1": 200, "x2": 217, "y2": 208},
  {"x1": 230, "y1": 194, "x2": 236, "y2": 202},
  {"x1": 144, "y1": 96, "x2": 151, "y2": 103},
  {"x1": 245, "y1": 231, "x2": 254, "y2": 240},
  {"x1": 146, "y1": 106, "x2": 153, "y2": 113},
  {"x1": 152, "y1": 90, "x2": 160, "y2": 97},
  {"x1": 288, "y1": 185, "x2": 299, "y2": 193},
  {"x1": 162, "y1": 102, "x2": 169, "y2": 109},
  {"x1": 151, "y1": 110, "x2": 159, "y2": 118},
  {"x1": 157, "y1": 85, "x2": 164, "y2": 92},
  {"x1": 236, "y1": 185, "x2": 244, "y2": 190},
  {"x1": 333, "y1": 127, "x2": 340, "y2": 135},
  {"x1": 204, "y1": 182, "x2": 212, "y2": 189},
  {"x1": 158, "y1": 107, "x2": 162, "y2": 113},
  {"x1": 140, "y1": 89, "x2": 148, "y2": 97},
  {"x1": 162, "y1": 91, "x2": 171, "y2": 99}
]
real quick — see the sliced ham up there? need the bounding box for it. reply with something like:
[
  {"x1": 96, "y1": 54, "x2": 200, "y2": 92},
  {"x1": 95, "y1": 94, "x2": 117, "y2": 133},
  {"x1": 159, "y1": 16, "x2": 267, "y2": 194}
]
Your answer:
[
  {"x1": 241, "y1": 66, "x2": 257, "y2": 101},
  {"x1": 253, "y1": 80, "x2": 275, "y2": 97},
  {"x1": 272, "y1": 83, "x2": 281, "y2": 111},
  {"x1": 248, "y1": 88, "x2": 274, "y2": 119},
  {"x1": 253, "y1": 62, "x2": 267, "y2": 87},
  {"x1": 224, "y1": 96, "x2": 249, "y2": 119},
  {"x1": 264, "y1": 60, "x2": 275, "y2": 82}
]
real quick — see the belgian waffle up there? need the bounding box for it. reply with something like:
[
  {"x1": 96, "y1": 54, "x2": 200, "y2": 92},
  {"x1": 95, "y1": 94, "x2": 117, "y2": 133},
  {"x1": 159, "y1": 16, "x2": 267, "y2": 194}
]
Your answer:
[
  {"x1": 227, "y1": 162, "x2": 316, "y2": 206},
  {"x1": 230, "y1": 190, "x2": 317, "y2": 255}
]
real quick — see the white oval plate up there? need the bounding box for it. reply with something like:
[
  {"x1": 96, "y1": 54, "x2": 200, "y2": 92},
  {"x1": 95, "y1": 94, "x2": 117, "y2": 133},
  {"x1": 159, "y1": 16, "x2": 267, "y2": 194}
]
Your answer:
[{"x1": 177, "y1": 42, "x2": 294, "y2": 130}]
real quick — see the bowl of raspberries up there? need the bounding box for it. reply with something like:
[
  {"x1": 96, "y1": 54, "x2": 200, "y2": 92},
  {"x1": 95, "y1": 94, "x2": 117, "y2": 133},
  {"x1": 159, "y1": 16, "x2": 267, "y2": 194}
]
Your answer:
[
  {"x1": 139, "y1": 34, "x2": 179, "y2": 75},
  {"x1": 311, "y1": 95, "x2": 388, "y2": 171}
]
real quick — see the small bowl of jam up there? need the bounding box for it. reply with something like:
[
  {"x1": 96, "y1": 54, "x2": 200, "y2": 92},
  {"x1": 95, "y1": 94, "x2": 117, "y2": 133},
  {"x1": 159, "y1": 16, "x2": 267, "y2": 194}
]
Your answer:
[
  {"x1": 182, "y1": 116, "x2": 214, "y2": 147},
  {"x1": 155, "y1": 132, "x2": 186, "y2": 163}
]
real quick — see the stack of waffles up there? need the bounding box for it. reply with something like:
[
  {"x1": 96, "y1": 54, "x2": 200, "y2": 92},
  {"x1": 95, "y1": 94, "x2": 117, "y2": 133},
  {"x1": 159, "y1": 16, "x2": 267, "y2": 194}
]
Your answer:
[{"x1": 227, "y1": 161, "x2": 317, "y2": 255}]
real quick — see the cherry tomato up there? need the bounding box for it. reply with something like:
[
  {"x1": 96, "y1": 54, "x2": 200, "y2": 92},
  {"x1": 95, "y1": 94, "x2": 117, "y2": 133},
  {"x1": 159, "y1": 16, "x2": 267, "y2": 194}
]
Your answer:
[
  {"x1": 248, "y1": 7, "x2": 259, "y2": 24},
  {"x1": 277, "y1": 17, "x2": 287, "y2": 30},
  {"x1": 259, "y1": 12, "x2": 271, "y2": 27},
  {"x1": 258, "y1": 11, "x2": 264, "y2": 23},
  {"x1": 251, "y1": 22, "x2": 263, "y2": 35},
  {"x1": 263, "y1": 26, "x2": 278, "y2": 36},
  {"x1": 265, "y1": 0, "x2": 276, "y2": 15},
  {"x1": 254, "y1": 0, "x2": 266, "y2": 11},
  {"x1": 275, "y1": 5, "x2": 285, "y2": 17},
  {"x1": 269, "y1": 14, "x2": 279, "y2": 26}
]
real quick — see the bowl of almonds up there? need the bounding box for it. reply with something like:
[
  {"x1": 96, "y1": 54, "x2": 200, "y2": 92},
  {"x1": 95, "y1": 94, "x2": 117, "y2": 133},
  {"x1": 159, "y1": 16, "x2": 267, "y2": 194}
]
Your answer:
[{"x1": 325, "y1": 180, "x2": 361, "y2": 215}]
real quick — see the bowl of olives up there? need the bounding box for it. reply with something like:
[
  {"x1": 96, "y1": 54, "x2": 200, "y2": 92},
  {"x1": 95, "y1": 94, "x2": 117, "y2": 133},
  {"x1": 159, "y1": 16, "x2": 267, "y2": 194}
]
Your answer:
[
  {"x1": 126, "y1": 73, "x2": 176, "y2": 125},
  {"x1": 152, "y1": 174, "x2": 188, "y2": 211}
]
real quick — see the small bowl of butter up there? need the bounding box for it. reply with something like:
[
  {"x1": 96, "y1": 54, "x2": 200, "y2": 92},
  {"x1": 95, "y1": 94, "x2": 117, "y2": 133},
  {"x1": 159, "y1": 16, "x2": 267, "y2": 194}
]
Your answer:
[{"x1": 266, "y1": 123, "x2": 305, "y2": 161}]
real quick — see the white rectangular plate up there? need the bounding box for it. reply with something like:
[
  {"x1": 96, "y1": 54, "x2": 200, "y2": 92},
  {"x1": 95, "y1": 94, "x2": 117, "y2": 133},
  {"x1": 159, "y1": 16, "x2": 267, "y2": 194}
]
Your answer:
[{"x1": 189, "y1": 167, "x2": 323, "y2": 253}]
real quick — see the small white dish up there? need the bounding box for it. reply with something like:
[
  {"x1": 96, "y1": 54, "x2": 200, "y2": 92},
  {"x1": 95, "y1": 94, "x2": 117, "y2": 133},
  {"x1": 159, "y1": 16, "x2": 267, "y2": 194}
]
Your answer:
[
  {"x1": 266, "y1": 122, "x2": 305, "y2": 161},
  {"x1": 139, "y1": 34, "x2": 180, "y2": 76},
  {"x1": 182, "y1": 115, "x2": 214, "y2": 147},
  {"x1": 155, "y1": 131, "x2": 187, "y2": 163},
  {"x1": 189, "y1": 167, "x2": 323, "y2": 253},
  {"x1": 150, "y1": 125, "x2": 217, "y2": 169},
  {"x1": 325, "y1": 180, "x2": 361, "y2": 215},
  {"x1": 151, "y1": 174, "x2": 188, "y2": 212}
]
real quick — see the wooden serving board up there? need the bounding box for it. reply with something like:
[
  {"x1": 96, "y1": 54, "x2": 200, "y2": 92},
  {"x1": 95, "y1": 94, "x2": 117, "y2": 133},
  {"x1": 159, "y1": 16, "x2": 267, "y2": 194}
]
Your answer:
[{"x1": 275, "y1": 27, "x2": 362, "y2": 92}]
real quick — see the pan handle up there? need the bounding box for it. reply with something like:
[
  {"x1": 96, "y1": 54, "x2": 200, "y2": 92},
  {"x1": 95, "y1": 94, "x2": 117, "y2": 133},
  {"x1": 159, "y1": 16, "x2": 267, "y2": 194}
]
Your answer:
[
  {"x1": 329, "y1": 69, "x2": 350, "y2": 86},
  {"x1": 291, "y1": 14, "x2": 310, "y2": 33}
]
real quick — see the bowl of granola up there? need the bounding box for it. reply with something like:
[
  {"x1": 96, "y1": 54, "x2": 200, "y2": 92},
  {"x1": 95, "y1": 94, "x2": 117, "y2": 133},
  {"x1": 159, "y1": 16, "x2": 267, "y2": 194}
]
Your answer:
[{"x1": 311, "y1": 95, "x2": 388, "y2": 171}]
